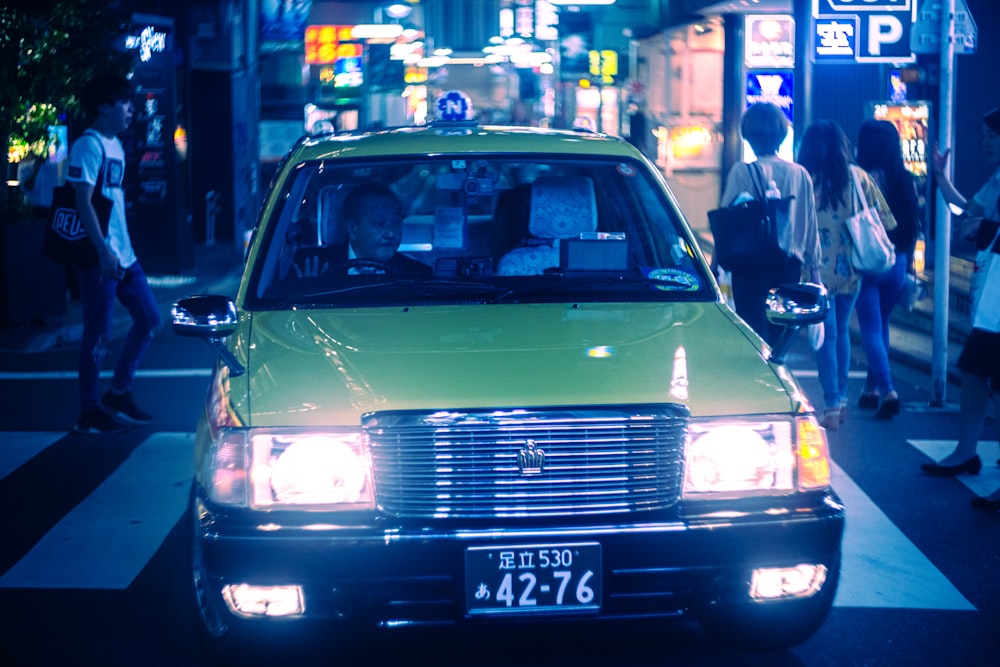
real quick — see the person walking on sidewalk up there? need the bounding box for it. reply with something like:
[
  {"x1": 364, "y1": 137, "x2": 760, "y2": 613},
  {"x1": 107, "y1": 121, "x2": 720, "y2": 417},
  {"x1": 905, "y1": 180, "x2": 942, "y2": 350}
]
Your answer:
[
  {"x1": 797, "y1": 120, "x2": 867, "y2": 429},
  {"x1": 719, "y1": 102, "x2": 822, "y2": 345},
  {"x1": 69, "y1": 74, "x2": 161, "y2": 434},
  {"x1": 921, "y1": 106, "x2": 1000, "y2": 512},
  {"x1": 853, "y1": 120, "x2": 913, "y2": 419}
]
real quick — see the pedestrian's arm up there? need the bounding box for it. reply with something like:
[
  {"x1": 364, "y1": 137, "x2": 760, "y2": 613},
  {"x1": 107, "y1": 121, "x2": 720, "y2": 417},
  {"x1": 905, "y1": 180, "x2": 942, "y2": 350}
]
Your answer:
[
  {"x1": 931, "y1": 145, "x2": 978, "y2": 214},
  {"x1": 73, "y1": 182, "x2": 119, "y2": 276}
]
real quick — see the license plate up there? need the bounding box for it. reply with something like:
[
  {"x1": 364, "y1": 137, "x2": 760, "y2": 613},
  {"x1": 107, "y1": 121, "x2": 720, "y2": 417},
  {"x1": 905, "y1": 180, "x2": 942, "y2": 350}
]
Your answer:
[{"x1": 465, "y1": 542, "x2": 601, "y2": 615}]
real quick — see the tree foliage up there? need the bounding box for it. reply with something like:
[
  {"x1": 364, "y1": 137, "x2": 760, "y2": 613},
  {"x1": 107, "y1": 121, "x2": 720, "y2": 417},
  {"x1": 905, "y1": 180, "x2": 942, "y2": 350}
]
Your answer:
[{"x1": 1, "y1": 0, "x2": 136, "y2": 215}]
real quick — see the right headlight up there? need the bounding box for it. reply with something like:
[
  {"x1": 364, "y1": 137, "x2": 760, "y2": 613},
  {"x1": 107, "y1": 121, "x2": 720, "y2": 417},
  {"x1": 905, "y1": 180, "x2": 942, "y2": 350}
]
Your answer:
[
  {"x1": 683, "y1": 416, "x2": 830, "y2": 498},
  {"x1": 205, "y1": 428, "x2": 374, "y2": 510}
]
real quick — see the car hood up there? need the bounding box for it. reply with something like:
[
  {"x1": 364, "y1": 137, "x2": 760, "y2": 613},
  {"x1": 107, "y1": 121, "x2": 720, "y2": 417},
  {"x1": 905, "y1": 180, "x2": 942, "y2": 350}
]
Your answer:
[{"x1": 235, "y1": 303, "x2": 801, "y2": 426}]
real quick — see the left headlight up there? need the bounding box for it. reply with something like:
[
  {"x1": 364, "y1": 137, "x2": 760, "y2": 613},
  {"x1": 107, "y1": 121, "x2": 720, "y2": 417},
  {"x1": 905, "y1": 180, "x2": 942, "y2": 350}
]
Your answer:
[
  {"x1": 206, "y1": 428, "x2": 374, "y2": 509},
  {"x1": 682, "y1": 416, "x2": 830, "y2": 498}
]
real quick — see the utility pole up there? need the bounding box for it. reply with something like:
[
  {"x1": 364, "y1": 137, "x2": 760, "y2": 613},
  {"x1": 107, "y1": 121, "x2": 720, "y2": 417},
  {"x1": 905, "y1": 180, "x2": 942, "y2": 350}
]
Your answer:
[{"x1": 930, "y1": 0, "x2": 955, "y2": 406}]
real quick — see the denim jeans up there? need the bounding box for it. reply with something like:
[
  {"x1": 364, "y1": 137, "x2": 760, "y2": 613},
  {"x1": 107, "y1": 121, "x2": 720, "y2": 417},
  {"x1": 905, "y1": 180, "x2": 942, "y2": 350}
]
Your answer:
[
  {"x1": 854, "y1": 252, "x2": 907, "y2": 396},
  {"x1": 815, "y1": 290, "x2": 860, "y2": 410},
  {"x1": 76, "y1": 262, "x2": 162, "y2": 412}
]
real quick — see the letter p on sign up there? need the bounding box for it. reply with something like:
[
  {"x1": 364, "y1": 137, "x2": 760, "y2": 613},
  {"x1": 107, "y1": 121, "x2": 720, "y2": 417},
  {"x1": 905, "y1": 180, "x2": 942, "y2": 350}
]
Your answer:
[{"x1": 868, "y1": 14, "x2": 903, "y2": 56}]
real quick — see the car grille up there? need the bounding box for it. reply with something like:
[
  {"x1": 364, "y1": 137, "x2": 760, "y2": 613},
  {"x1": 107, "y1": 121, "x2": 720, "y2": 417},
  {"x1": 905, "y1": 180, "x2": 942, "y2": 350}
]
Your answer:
[{"x1": 364, "y1": 407, "x2": 688, "y2": 519}]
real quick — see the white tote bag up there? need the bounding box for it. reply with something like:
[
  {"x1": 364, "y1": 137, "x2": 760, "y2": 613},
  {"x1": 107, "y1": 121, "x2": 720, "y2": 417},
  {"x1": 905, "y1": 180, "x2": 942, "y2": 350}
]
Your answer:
[
  {"x1": 845, "y1": 166, "x2": 896, "y2": 274},
  {"x1": 970, "y1": 225, "x2": 1000, "y2": 333}
]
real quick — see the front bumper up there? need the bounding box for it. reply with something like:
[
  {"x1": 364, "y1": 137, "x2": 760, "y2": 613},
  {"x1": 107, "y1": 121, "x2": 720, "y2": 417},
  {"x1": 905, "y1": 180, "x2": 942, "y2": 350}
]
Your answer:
[{"x1": 194, "y1": 489, "x2": 845, "y2": 628}]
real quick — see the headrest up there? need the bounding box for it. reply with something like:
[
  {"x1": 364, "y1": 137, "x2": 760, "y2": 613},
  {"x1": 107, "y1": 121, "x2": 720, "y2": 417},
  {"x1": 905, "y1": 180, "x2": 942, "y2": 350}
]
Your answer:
[{"x1": 528, "y1": 176, "x2": 598, "y2": 239}]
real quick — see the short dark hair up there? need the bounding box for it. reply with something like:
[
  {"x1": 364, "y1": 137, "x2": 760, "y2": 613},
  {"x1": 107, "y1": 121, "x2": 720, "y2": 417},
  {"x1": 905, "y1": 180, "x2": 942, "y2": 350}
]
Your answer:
[
  {"x1": 79, "y1": 75, "x2": 134, "y2": 117},
  {"x1": 341, "y1": 182, "x2": 399, "y2": 222},
  {"x1": 741, "y1": 103, "x2": 789, "y2": 156}
]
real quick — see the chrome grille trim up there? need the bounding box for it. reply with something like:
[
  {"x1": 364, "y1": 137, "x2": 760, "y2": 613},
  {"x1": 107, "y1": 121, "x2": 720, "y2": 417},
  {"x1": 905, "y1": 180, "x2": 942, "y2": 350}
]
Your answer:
[{"x1": 365, "y1": 407, "x2": 688, "y2": 519}]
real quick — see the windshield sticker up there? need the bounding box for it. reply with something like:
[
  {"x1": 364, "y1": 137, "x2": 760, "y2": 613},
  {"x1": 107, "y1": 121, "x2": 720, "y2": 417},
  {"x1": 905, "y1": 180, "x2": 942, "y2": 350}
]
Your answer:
[
  {"x1": 616, "y1": 163, "x2": 637, "y2": 177},
  {"x1": 646, "y1": 268, "x2": 700, "y2": 291}
]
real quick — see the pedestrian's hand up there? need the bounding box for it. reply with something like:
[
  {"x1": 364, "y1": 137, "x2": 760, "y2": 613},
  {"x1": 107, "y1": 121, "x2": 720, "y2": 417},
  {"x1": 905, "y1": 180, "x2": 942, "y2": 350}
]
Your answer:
[
  {"x1": 99, "y1": 244, "x2": 120, "y2": 279},
  {"x1": 931, "y1": 144, "x2": 950, "y2": 175}
]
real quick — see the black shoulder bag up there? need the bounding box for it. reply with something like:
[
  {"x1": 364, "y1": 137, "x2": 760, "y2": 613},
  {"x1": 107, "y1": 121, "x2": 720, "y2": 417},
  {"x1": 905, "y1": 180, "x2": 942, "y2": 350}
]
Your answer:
[
  {"x1": 707, "y1": 162, "x2": 791, "y2": 272},
  {"x1": 41, "y1": 137, "x2": 111, "y2": 268}
]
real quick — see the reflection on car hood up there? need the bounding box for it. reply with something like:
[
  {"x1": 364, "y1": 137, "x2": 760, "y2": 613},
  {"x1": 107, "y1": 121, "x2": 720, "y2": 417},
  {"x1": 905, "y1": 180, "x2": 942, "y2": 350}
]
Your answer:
[{"x1": 240, "y1": 303, "x2": 794, "y2": 426}]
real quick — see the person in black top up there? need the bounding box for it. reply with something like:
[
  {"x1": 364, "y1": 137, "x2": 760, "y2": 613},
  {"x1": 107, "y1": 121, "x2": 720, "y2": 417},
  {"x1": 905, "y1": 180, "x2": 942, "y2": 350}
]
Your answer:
[{"x1": 852, "y1": 120, "x2": 919, "y2": 419}]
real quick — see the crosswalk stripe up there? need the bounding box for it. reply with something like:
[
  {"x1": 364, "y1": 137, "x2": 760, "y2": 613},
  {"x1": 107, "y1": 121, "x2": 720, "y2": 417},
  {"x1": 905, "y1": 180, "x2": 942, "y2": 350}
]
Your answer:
[
  {"x1": 831, "y1": 461, "x2": 975, "y2": 610},
  {"x1": 0, "y1": 433, "x2": 193, "y2": 590},
  {"x1": 0, "y1": 432, "x2": 63, "y2": 481}
]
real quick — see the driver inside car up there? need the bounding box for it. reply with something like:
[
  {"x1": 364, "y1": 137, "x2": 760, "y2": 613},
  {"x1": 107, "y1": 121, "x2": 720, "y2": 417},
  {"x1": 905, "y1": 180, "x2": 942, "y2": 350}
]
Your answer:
[{"x1": 293, "y1": 182, "x2": 432, "y2": 278}]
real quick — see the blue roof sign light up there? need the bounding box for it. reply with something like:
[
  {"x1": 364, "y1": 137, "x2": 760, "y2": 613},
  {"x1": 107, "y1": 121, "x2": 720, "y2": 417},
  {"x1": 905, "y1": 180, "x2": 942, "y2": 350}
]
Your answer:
[{"x1": 436, "y1": 90, "x2": 474, "y2": 121}]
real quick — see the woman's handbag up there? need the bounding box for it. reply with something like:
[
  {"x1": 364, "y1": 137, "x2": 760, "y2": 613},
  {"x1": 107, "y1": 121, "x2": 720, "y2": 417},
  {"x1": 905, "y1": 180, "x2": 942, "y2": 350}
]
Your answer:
[
  {"x1": 845, "y1": 166, "x2": 895, "y2": 274},
  {"x1": 41, "y1": 146, "x2": 110, "y2": 268},
  {"x1": 970, "y1": 221, "x2": 1000, "y2": 333},
  {"x1": 708, "y1": 163, "x2": 789, "y2": 272}
]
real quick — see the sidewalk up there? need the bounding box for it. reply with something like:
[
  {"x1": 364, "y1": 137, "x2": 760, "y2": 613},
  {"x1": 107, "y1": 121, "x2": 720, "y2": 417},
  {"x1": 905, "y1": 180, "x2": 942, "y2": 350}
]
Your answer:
[{"x1": 0, "y1": 243, "x2": 244, "y2": 354}]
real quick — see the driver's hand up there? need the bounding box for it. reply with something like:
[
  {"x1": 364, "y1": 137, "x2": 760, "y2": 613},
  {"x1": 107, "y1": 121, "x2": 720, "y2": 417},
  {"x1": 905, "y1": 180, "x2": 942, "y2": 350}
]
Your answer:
[{"x1": 293, "y1": 254, "x2": 329, "y2": 277}]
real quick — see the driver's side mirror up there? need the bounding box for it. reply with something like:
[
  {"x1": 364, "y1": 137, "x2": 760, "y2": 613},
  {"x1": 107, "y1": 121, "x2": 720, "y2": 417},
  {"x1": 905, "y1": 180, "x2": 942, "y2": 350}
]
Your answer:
[{"x1": 171, "y1": 295, "x2": 245, "y2": 376}]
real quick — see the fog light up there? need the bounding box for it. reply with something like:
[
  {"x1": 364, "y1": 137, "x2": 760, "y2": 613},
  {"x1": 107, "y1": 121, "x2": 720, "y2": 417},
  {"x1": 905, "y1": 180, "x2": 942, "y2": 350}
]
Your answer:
[
  {"x1": 750, "y1": 564, "x2": 827, "y2": 600},
  {"x1": 222, "y1": 584, "x2": 304, "y2": 618}
]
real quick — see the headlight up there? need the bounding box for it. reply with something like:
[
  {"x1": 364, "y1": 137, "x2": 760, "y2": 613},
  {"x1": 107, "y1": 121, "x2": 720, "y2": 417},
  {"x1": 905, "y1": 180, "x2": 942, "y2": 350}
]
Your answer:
[
  {"x1": 206, "y1": 428, "x2": 374, "y2": 509},
  {"x1": 683, "y1": 416, "x2": 830, "y2": 498}
]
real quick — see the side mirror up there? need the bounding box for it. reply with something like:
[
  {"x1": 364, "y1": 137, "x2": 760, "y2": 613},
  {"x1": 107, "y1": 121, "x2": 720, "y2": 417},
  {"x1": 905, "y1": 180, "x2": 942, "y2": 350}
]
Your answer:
[
  {"x1": 171, "y1": 295, "x2": 245, "y2": 376},
  {"x1": 765, "y1": 282, "x2": 829, "y2": 364}
]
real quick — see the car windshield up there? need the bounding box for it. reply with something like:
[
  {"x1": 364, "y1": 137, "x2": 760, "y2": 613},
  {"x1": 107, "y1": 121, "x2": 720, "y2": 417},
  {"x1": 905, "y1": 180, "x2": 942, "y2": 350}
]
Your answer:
[{"x1": 246, "y1": 155, "x2": 712, "y2": 308}]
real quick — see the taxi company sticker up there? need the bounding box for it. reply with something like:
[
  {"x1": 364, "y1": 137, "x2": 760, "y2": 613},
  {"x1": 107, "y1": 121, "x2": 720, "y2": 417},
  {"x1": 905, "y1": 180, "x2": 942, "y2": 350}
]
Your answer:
[
  {"x1": 647, "y1": 268, "x2": 699, "y2": 291},
  {"x1": 616, "y1": 163, "x2": 636, "y2": 177}
]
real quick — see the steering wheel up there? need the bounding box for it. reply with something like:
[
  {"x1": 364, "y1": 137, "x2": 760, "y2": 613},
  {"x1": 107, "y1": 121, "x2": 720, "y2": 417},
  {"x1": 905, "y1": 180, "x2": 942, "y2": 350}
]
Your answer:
[{"x1": 345, "y1": 258, "x2": 394, "y2": 275}]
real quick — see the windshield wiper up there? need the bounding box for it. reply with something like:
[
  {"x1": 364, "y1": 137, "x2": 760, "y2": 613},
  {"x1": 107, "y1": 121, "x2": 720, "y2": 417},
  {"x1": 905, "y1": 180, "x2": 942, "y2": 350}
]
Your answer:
[{"x1": 277, "y1": 279, "x2": 509, "y2": 308}]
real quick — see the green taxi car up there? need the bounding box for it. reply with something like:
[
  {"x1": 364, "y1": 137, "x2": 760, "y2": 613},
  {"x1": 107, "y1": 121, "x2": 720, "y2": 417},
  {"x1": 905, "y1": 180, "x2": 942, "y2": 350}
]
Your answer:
[{"x1": 173, "y1": 101, "x2": 842, "y2": 654}]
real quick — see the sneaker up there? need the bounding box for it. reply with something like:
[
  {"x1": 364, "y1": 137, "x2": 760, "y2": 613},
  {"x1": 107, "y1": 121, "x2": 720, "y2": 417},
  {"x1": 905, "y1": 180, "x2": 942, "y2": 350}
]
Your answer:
[
  {"x1": 102, "y1": 390, "x2": 153, "y2": 424},
  {"x1": 75, "y1": 406, "x2": 129, "y2": 435}
]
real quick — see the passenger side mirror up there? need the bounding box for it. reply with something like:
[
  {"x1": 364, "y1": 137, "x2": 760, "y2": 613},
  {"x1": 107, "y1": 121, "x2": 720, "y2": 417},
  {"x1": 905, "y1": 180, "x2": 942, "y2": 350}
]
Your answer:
[{"x1": 765, "y1": 282, "x2": 829, "y2": 365}]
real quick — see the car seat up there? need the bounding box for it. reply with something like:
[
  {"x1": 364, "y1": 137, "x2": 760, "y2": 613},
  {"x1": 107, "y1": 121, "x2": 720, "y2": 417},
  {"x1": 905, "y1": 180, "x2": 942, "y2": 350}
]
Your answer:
[{"x1": 496, "y1": 176, "x2": 598, "y2": 276}]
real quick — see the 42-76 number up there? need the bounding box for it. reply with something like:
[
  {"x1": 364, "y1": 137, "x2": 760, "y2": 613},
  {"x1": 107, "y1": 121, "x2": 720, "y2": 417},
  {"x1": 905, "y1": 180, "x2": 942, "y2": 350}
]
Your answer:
[{"x1": 495, "y1": 570, "x2": 596, "y2": 607}]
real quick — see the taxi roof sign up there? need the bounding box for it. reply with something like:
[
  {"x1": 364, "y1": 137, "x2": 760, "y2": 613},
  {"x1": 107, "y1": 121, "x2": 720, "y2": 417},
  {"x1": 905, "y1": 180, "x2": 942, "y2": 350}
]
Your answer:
[{"x1": 436, "y1": 90, "x2": 474, "y2": 121}]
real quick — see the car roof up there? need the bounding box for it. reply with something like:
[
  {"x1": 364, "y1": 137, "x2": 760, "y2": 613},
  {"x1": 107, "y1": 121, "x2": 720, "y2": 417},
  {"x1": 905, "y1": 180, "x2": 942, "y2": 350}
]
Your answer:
[{"x1": 291, "y1": 123, "x2": 644, "y2": 162}]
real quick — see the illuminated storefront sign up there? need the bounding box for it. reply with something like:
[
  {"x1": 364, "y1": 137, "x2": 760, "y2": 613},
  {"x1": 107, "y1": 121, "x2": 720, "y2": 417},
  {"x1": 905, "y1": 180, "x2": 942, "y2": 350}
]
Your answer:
[
  {"x1": 126, "y1": 26, "x2": 167, "y2": 63},
  {"x1": 745, "y1": 16, "x2": 794, "y2": 69},
  {"x1": 305, "y1": 25, "x2": 357, "y2": 65}
]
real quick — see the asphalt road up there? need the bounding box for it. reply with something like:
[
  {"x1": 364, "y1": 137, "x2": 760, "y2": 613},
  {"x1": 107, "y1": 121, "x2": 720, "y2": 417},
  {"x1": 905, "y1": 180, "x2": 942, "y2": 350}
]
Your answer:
[{"x1": 1, "y1": 332, "x2": 998, "y2": 666}]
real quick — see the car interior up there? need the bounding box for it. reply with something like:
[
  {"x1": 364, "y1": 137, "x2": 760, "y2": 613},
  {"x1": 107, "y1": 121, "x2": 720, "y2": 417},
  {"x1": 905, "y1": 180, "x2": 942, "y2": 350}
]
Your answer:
[{"x1": 250, "y1": 156, "x2": 707, "y2": 305}]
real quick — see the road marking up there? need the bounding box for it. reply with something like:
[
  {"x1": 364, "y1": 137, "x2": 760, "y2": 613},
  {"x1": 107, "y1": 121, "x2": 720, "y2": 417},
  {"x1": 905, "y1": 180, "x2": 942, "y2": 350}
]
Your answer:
[
  {"x1": 0, "y1": 433, "x2": 193, "y2": 590},
  {"x1": 0, "y1": 432, "x2": 63, "y2": 481},
  {"x1": 907, "y1": 439, "x2": 1000, "y2": 498},
  {"x1": 831, "y1": 461, "x2": 975, "y2": 610},
  {"x1": 0, "y1": 369, "x2": 212, "y2": 380}
]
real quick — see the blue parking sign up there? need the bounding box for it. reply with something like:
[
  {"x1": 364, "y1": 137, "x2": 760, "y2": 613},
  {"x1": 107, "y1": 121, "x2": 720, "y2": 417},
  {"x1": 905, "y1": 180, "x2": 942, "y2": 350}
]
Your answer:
[{"x1": 857, "y1": 12, "x2": 914, "y2": 62}]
